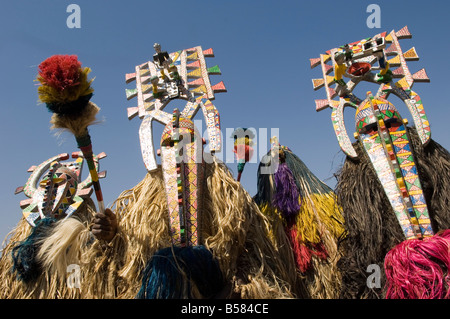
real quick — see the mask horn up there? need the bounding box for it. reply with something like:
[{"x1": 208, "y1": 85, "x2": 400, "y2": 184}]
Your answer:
[{"x1": 331, "y1": 99, "x2": 358, "y2": 158}]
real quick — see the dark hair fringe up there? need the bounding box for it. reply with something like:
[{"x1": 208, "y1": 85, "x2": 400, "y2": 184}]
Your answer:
[
  {"x1": 334, "y1": 126, "x2": 450, "y2": 299},
  {"x1": 253, "y1": 152, "x2": 276, "y2": 207},
  {"x1": 45, "y1": 93, "x2": 93, "y2": 115}
]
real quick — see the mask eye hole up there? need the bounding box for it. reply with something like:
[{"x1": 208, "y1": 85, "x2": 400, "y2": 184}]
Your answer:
[{"x1": 360, "y1": 122, "x2": 377, "y2": 134}]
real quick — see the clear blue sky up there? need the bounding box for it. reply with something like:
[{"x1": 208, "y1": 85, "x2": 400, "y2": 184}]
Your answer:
[{"x1": 1, "y1": 0, "x2": 449, "y2": 243}]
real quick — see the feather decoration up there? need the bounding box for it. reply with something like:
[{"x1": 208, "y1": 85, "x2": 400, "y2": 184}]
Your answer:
[
  {"x1": 36, "y1": 55, "x2": 105, "y2": 213},
  {"x1": 37, "y1": 55, "x2": 94, "y2": 110}
]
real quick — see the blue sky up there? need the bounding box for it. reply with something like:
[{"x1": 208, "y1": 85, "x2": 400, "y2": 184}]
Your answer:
[{"x1": 0, "y1": 0, "x2": 449, "y2": 243}]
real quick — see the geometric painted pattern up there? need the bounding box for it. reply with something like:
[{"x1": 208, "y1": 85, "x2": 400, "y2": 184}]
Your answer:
[
  {"x1": 357, "y1": 95, "x2": 433, "y2": 239},
  {"x1": 310, "y1": 26, "x2": 431, "y2": 157},
  {"x1": 16, "y1": 152, "x2": 106, "y2": 227},
  {"x1": 378, "y1": 84, "x2": 431, "y2": 146},
  {"x1": 309, "y1": 27, "x2": 434, "y2": 241},
  {"x1": 125, "y1": 45, "x2": 226, "y2": 172},
  {"x1": 360, "y1": 129, "x2": 418, "y2": 239},
  {"x1": 355, "y1": 99, "x2": 377, "y2": 133},
  {"x1": 389, "y1": 123, "x2": 433, "y2": 237},
  {"x1": 332, "y1": 99, "x2": 358, "y2": 158},
  {"x1": 161, "y1": 144, "x2": 182, "y2": 245},
  {"x1": 160, "y1": 111, "x2": 204, "y2": 247}
]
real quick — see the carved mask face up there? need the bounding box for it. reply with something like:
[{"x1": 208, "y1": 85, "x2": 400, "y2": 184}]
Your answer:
[
  {"x1": 18, "y1": 152, "x2": 103, "y2": 227},
  {"x1": 355, "y1": 97, "x2": 402, "y2": 135},
  {"x1": 37, "y1": 162, "x2": 79, "y2": 219}
]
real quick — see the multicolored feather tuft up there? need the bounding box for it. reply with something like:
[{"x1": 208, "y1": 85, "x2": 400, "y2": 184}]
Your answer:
[
  {"x1": 37, "y1": 55, "x2": 94, "y2": 112},
  {"x1": 231, "y1": 128, "x2": 255, "y2": 182}
]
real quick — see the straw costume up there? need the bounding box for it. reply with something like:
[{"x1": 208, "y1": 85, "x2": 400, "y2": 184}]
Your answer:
[
  {"x1": 253, "y1": 138, "x2": 346, "y2": 299},
  {"x1": 0, "y1": 55, "x2": 108, "y2": 299},
  {"x1": 82, "y1": 44, "x2": 298, "y2": 299},
  {"x1": 89, "y1": 156, "x2": 298, "y2": 299},
  {"x1": 0, "y1": 153, "x2": 103, "y2": 298}
]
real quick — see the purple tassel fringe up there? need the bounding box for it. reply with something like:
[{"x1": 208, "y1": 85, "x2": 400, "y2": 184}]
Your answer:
[{"x1": 273, "y1": 163, "x2": 301, "y2": 221}]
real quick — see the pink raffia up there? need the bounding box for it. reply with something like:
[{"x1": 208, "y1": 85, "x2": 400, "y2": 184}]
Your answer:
[{"x1": 384, "y1": 229, "x2": 450, "y2": 299}]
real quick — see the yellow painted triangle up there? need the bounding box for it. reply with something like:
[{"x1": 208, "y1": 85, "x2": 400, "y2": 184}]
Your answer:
[
  {"x1": 321, "y1": 54, "x2": 330, "y2": 62},
  {"x1": 70, "y1": 187, "x2": 76, "y2": 195},
  {"x1": 62, "y1": 197, "x2": 69, "y2": 204},
  {"x1": 388, "y1": 55, "x2": 401, "y2": 65},
  {"x1": 385, "y1": 33, "x2": 393, "y2": 42},
  {"x1": 312, "y1": 78, "x2": 324, "y2": 89},
  {"x1": 187, "y1": 68, "x2": 202, "y2": 77},
  {"x1": 141, "y1": 84, "x2": 153, "y2": 93},
  {"x1": 403, "y1": 47, "x2": 418, "y2": 60},
  {"x1": 395, "y1": 77, "x2": 409, "y2": 89},
  {"x1": 326, "y1": 75, "x2": 335, "y2": 85},
  {"x1": 192, "y1": 85, "x2": 206, "y2": 94},
  {"x1": 187, "y1": 52, "x2": 198, "y2": 60}
]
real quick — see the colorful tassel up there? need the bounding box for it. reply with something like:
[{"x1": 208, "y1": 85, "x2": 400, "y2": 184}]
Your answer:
[
  {"x1": 36, "y1": 55, "x2": 105, "y2": 213},
  {"x1": 231, "y1": 128, "x2": 255, "y2": 182},
  {"x1": 37, "y1": 55, "x2": 94, "y2": 113},
  {"x1": 255, "y1": 144, "x2": 345, "y2": 275},
  {"x1": 272, "y1": 162, "x2": 301, "y2": 222},
  {"x1": 385, "y1": 229, "x2": 450, "y2": 299},
  {"x1": 11, "y1": 217, "x2": 56, "y2": 282},
  {"x1": 283, "y1": 151, "x2": 344, "y2": 247},
  {"x1": 234, "y1": 144, "x2": 254, "y2": 182},
  {"x1": 137, "y1": 245, "x2": 224, "y2": 299}
]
